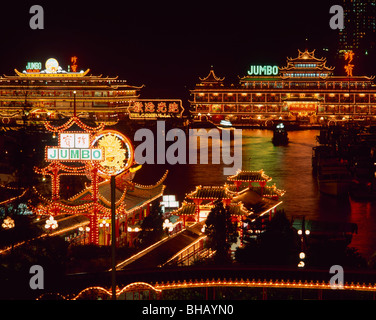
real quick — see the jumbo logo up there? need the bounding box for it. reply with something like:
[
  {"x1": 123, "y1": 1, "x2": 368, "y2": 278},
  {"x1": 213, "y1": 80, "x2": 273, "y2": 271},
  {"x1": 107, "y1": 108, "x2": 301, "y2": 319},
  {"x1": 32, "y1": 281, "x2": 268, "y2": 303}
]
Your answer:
[{"x1": 248, "y1": 65, "x2": 279, "y2": 76}]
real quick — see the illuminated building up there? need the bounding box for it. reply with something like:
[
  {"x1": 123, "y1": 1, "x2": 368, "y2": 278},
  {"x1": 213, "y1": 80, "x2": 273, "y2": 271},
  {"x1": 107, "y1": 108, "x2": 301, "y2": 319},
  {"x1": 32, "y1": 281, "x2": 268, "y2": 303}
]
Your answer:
[
  {"x1": 190, "y1": 49, "x2": 376, "y2": 125},
  {"x1": 172, "y1": 170, "x2": 284, "y2": 246},
  {"x1": 32, "y1": 114, "x2": 168, "y2": 246},
  {"x1": 0, "y1": 57, "x2": 185, "y2": 125},
  {"x1": 0, "y1": 57, "x2": 143, "y2": 125}
]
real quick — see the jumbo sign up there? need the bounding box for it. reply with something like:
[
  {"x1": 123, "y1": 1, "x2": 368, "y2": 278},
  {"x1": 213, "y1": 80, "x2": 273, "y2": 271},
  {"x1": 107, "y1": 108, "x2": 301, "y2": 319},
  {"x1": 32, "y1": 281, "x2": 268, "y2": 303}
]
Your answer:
[
  {"x1": 46, "y1": 133, "x2": 103, "y2": 161},
  {"x1": 247, "y1": 65, "x2": 279, "y2": 76}
]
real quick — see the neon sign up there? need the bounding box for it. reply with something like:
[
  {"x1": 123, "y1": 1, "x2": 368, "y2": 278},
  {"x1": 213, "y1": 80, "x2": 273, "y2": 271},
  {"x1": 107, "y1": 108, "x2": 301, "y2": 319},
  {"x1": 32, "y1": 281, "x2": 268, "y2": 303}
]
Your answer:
[
  {"x1": 26, "y1": 62, "x2": 42, "y2": 73},
  {"x1": 128, "y1": 99, "x2": 184, "y2": 120},
  {"x1": 91, "y1": 130, "x2": 134, "y2": 177},
  {"x1": 248, "y1": 65, "x2": 279, "y2": 76},
  {"x1": 71, "y1": 56, "x2": 78, "y2": 72},
  {"x1": 45, "y1": 58, "x2": 59, "y2": 73},
  {"x1": 46, "y1": 133, "x2": 103, "y2": 161},
  {"x1": 344, "y1": 50, "x2": 354, "y2": 77}
]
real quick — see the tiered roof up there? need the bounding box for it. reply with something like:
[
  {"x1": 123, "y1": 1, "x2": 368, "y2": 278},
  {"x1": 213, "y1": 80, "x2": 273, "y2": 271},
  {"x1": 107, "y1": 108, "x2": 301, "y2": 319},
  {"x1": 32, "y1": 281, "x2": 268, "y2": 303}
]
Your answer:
[
  {"x1": 186, "y1": 185, "x2": 232, "y2": 200},
  {"x1": 279, "y1": 49, "x2": 334, "y2": 79},
  {"x1": 173, "y1": 170, "x2": 284, "y2": 220},
  {"x1": 227, "y1": 169, "x2": 272, "y2": 183},
  {"x1": 196, "y1": 67, "x2": 225, "y2": 88},
  {"x1": 67, "y1": 171, "x2": 168, "y2": 214}
]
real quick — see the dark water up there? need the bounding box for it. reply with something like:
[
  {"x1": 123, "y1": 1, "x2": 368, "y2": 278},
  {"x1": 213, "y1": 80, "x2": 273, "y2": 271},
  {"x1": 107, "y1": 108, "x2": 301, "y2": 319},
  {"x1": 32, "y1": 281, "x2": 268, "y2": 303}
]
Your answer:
[{"x1": 135, "y1": 129, "x2": 376, "y2": 260}]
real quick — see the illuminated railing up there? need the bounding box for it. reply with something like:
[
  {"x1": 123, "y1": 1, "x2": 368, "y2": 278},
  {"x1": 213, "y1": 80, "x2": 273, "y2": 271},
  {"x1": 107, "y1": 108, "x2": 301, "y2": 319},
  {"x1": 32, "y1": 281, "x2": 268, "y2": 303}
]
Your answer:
[{"x1": 36, "y1": 278, "x2": 376, "y2": 300}]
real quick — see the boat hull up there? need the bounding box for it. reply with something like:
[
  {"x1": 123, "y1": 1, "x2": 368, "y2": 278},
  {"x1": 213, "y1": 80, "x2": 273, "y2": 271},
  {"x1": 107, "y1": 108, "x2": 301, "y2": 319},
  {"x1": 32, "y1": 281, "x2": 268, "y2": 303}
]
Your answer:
[{"x1": 318, "y1": 179, "x2": 351, "y2": 196}]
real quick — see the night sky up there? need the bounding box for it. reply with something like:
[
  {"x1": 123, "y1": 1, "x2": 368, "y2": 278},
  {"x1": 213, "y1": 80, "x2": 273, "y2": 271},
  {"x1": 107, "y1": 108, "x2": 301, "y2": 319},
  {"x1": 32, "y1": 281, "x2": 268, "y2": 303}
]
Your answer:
[{"x1": 0, "y1": 1, "x2": 346, "y2": 102}]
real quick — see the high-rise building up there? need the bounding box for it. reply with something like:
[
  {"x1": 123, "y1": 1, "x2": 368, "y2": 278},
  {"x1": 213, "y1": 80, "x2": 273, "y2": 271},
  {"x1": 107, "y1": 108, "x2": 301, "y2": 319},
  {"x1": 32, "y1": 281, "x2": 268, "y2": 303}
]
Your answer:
[{"x1": 338, "y1": 0, "x2": 376, "y2": 57}]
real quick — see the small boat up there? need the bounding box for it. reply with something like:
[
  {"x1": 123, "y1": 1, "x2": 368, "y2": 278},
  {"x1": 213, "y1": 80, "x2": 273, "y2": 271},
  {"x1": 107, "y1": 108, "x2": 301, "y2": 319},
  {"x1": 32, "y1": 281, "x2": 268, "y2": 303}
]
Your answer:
[
  {"x1": 216, "y1": 119, "x2": 234, "y2": 130},
  {"x1": 272, "y1": 123, "x2": 289, "y2": 145}
]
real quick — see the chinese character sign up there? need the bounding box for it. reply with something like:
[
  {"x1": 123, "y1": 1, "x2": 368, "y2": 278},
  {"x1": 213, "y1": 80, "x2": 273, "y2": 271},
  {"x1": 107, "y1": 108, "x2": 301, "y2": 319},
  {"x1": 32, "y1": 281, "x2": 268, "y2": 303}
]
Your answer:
[
  {"x1": 71, "y1": 56, "x2": 78, "y2": 72},
  {"x1": 60, "y1": 133, "x2": 90, "y2": 148},
  {"x1": 60, "y1": 133, "x2": 75, "y2": 148},
  {"x1": 47, "y1": 133, "x2": 102, "y2": 161},
  {"x1": 344, "y1": 50, "x2": 354, "y2": 77},
  {"x1": 128, "y1": 100, "x2": 184, "y2": 119},
  {"x1": 75, "y1": 133, "x2": 89, "y2": 148}
]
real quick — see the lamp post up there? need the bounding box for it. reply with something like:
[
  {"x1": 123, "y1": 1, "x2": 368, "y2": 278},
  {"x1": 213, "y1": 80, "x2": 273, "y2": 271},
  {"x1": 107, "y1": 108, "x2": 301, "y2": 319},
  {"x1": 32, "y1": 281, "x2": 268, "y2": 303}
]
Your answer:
[
  {"x1": 110, "y1": 174, "x2": 118, "y2": 300},
  {"x1": 2, "y1": 216, "x2": 15, "y2": 230},
  {"x1": 73, "y1": 90, "x2": 77, "y2": 117},
  {"x1": 45, "y1": 215, "x2": 58, "y2": 232},
  {"x1": 110, "y1": 165, "x2": 140, "y2": 300}
]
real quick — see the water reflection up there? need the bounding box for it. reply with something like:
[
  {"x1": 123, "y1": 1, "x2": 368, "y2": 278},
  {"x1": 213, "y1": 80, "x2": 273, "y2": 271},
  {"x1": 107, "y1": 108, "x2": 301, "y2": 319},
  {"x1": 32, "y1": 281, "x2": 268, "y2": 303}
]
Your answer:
[{"x1": 135, "y1": 128, "x2": 376, "y2": 259}]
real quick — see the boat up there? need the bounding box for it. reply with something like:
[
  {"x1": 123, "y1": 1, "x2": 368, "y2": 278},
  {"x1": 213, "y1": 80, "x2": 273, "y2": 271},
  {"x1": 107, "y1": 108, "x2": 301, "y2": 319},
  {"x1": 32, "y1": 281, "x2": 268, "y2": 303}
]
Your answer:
[
  {"x1": 216, "y1": 119, "x2": 234, "y2": 130},
  {"x1": 317, "y1": 164, "x2": 352, "y2": 196},
  {"x1": 272, "y1": 123, "x2": 289, "y2": 145}
]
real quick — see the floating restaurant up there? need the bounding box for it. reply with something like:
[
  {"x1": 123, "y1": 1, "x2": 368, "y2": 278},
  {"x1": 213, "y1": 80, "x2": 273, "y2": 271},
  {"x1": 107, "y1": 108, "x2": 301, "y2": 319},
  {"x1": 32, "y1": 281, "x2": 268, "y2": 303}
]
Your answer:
[
  {"x1": 190, "y1": 49, "x2": 376, "y2": 125},
  {"x1": 0, "y1": 57, "x2": 184, "y2": 125}
]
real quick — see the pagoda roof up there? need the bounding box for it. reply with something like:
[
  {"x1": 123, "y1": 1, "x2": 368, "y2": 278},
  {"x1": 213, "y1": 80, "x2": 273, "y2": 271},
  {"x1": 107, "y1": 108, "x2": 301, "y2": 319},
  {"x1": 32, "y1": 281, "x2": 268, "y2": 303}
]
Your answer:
[
  {"x1": 231, "y1": 188, "x2": 282, "y2": 217},
  {"x1": 252, "y1": 185, "x2": 286, "y2": 198},
  {"x1": 286, "y1": 49, "x2": 326, "y2": 63},
  {"x1": 227, "y1": 169, "x2": 272, "y2": 183},
  {"x1": 1, "y1": 72, "x2": 145, "y2": 90},
  {"x1": 66, "y1": 171, "x2": 168, "y2": 212},
  {"x1": 13, "y1": 68, "x2": 91, "y2": 78},
  {"x1": 186, "y1": 185, "x2": 232, "y2": 200},
  {"x1": 199, "y1": 68, "x2": 225, "y2": 83},
  {"x1": 172, "y1": 201, "x2": 197, "y2": 215},
  {"x1": 172, "y1": 200, "x2": 252, "y2": 217}
]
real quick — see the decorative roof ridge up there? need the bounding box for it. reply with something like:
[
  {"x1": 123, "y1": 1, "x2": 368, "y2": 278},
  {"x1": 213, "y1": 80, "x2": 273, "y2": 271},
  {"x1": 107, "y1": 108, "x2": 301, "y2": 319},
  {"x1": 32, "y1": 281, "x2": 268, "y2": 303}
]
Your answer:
[
  {"x1": 14, "y1": 68, "x2": 91, "y2": 78},
  {"x1": 133, "y1": 170, "x2": 169, "y2": 190},
  {"x1": 67, "y1": 185, "x2": 92, "y2": 202},
  {"x1": 98, "y1": 188, "x2": 128, "y2": 207},
  {"x1": 287, "y1": 49, "x2": 325, "y2": 62},
  {"x1": 199, "y1": 67, "x2": 225, "y2": 82}
]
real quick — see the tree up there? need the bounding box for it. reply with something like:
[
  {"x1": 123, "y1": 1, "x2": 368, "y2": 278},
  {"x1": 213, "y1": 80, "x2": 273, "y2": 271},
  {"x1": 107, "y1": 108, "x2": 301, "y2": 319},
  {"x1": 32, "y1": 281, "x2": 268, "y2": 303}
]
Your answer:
[
  {"x1": 204, "y1": 199, "x2": 238, "y2": 263},
  {"x1": 138, "y1": 203, "x2": 164, "y2": 247},
  {"x1": 236, "y1": 209, "x2": 300, "y2": 266}
]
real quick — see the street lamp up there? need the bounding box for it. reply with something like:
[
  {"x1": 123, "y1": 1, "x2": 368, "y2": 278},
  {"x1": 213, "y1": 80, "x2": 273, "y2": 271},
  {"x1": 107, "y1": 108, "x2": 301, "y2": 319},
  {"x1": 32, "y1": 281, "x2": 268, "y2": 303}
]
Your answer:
[
  {"x1": 109, "y1": 164, "x2": 141, "y2": 300},
  {"x1": 73, "y1": 90, "x2": 77, "y2": 117},
  {"x1": 2, "y1": 216, "x2": 15, "y2": 229},
  {"x1": 45, "y1": 215, "x2": 58, "y2": 230},
  {"x1": 163, "y1": 219, "x2": 174, "y2": 233}
]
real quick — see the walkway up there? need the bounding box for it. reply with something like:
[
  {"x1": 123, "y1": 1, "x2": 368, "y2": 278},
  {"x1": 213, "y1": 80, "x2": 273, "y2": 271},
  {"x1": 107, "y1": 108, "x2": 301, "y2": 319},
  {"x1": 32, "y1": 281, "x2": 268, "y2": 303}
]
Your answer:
[{"x1": 116, "y1": 222, "x2": 204, "y2": 270}]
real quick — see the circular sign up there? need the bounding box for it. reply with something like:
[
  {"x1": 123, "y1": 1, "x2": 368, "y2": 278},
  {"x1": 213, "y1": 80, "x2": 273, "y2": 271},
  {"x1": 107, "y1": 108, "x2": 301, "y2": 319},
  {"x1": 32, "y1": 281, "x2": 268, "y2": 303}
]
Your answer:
[
  {"x1": 91, "y1": 130, "x2": 134, "y2": 177},
  {"x1": 45, "y1": 58, "x2": 59, "y2": 73}
]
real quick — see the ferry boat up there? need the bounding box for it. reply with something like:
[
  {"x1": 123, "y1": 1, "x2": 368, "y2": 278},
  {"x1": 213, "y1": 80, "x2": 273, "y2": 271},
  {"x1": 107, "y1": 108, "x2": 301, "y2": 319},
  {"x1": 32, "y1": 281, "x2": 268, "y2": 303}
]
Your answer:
[
  {"x1": 216, "y1": 118, "x2": 234, "y2": 130},
  {"x1": 272, "y1": 122, "x2": 289, "y2": 145}
]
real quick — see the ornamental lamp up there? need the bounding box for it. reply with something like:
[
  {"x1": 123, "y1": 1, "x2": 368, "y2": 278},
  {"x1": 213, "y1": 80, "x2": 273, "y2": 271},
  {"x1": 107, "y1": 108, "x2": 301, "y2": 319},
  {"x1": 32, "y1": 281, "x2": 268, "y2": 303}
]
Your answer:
[{"x1": 2, "y1": 217, "x2": 15, "y2": 229}]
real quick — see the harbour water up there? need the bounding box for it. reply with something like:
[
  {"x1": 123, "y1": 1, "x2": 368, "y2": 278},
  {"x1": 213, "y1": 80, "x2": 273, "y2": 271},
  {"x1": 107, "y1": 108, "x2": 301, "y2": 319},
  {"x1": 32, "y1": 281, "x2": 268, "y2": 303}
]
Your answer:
[{"x1": 135, "y1": 129, "x2": 376, "y2": 260}]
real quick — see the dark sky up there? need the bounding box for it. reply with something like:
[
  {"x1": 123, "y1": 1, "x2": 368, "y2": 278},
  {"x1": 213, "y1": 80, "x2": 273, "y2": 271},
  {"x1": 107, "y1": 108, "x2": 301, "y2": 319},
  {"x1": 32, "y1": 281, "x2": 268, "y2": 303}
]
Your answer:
[{"x1": 0, "y1": 0, "x2": 341, "y2": 101}]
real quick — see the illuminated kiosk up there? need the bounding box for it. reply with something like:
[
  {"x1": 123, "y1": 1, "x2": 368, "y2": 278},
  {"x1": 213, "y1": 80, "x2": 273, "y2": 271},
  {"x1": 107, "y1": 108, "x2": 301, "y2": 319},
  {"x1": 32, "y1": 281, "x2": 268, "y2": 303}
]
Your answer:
[
  {"x1": 172, "y1": 170, "x2": 285, "y2": 244},
  {"x1": 190, "y1": 49, "x2": 376, "y2": 125},
  {"x1": 33, "y1": 116, "x2": 167, "y2": 246}
]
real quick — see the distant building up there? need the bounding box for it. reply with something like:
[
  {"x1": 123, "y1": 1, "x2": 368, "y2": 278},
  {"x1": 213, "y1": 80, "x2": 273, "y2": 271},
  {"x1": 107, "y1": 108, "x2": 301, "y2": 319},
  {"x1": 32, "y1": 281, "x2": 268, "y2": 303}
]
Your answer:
[
  {"x1": 0, "y1": 57, "x2": 184, "y2": 126},
  {"x1": 338, "y1": 0, "x2": 376, "y2": 58},
  {"x1": 190, "y1": 49, "x2": 376, "y2": 126}
]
